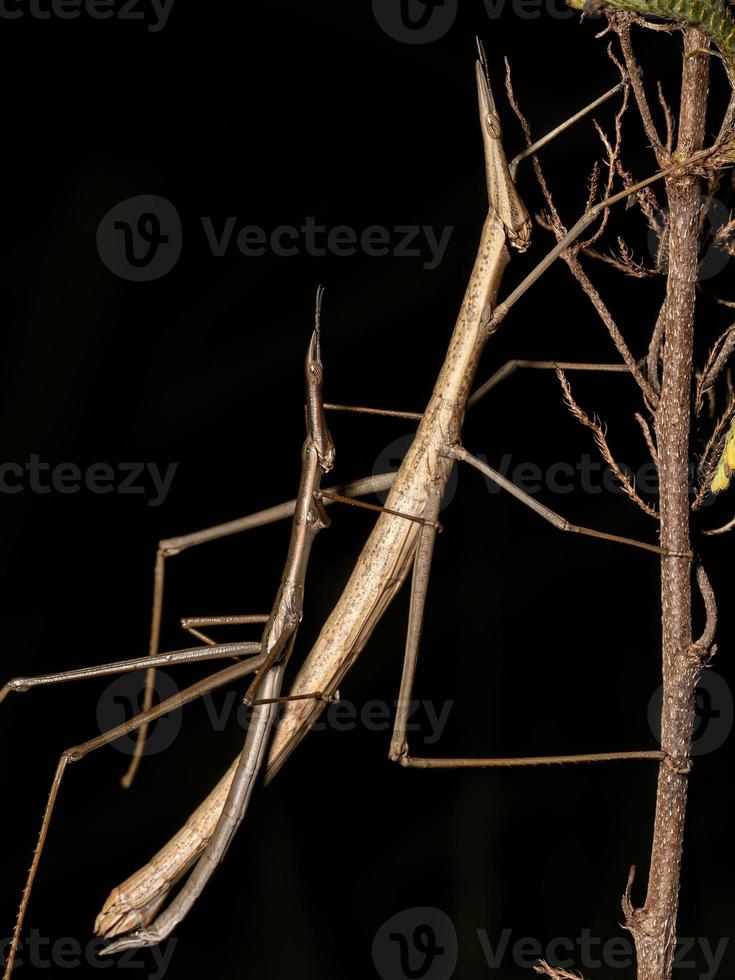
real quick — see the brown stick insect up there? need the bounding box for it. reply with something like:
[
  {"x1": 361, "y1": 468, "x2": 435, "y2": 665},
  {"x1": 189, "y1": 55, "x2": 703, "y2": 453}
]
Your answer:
[{"x1": 3, "y1": 39, "x2": 730, "y2": 977}]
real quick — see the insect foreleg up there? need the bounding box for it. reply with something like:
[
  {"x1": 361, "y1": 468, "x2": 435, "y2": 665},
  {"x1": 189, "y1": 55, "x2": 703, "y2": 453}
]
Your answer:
[{"x1": 2, "y1": 651, "x2": 266, "y2": 980}]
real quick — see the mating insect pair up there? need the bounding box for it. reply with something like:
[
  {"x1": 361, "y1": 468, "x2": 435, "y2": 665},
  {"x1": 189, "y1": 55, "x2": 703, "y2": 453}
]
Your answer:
[{"x1": 3, "y1": 38, "x2": 729, "y2": 979}]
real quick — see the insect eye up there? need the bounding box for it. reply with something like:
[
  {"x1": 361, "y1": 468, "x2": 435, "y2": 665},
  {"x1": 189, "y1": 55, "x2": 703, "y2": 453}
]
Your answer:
[{"x1": 486, "y1": 113, "x2": 502, "y2": 139}]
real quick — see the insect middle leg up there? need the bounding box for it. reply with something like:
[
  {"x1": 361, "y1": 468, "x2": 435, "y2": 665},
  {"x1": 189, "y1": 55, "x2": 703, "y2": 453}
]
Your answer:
[{"x1": 388, "y1": 450, "x2": 678, "y2": 769}]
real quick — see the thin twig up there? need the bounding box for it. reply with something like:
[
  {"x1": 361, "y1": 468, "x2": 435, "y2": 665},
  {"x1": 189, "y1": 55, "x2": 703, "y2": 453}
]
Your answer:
[
  {"x1": 693, "y1": 391, "x2": 735, "y2": 508},
  {"x1": 648, "y1": 302, "x2": 667, "y2": 395},
  {"x1": 583, "y1": 240, "x2": 658, "y2": 277},
  {"x1": 657, "y1": 80, "x2": 675, "y2": 152},
  {"x1": 534, "y1": 959, "x2": 588, "y2": 980},
  {"x1": 566, "y1": 254, "x2": 658, "y2": 404},
  {"x1": 484, "y1": 140, "x2": 730, "y2": 335},
  {"x1": 611, "y1": 13, "x2": 668, "y2": 164},
  {"x1": 703, "y1": 512, "x2": 735, "y2": 534},
  {"x1": 504, "y1": 62, "x2": 657, "y2": 405},
  {"x1": 616, "y1": 159, "x2": 663, "y2": 239},
  {"x1": 696, "y1": 322, "x2": 735, "y2": 412},
  {"x1": 557, "y1": 368, "x2": 659, "y2": 517},
  {"x1": 686, "y1": 564, "x2": 718, "y2": 666},
  {"x1": 635, "y1": 411, "x2": 659, "y2": 463},
  {"x1": 716, "y1": 91, "x2": 735, "y2": 146},
  {"x1": 578, "y1": 58, "x2": 630, "y2": 251}
]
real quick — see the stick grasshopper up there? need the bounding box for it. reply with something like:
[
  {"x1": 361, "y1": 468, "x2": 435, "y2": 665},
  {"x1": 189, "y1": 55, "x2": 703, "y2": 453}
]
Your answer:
[{"x1": 3, "y1": 42, "x2": 727, "y2": 976}]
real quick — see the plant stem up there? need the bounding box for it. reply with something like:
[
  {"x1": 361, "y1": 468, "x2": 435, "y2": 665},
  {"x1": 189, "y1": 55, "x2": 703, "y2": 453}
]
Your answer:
[{"x1": 628, "y1": 29, "x2": 711, "y2": 980}]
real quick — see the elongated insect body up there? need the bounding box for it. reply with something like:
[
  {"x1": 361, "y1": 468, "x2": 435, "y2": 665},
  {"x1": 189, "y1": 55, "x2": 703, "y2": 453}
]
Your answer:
[
  {"x1": 93, "y1": 59, "x2": 531, "y2": 936},
  {"x1": 266, "y1": 210, "x2": 513, "y2": 780},
  {"x1": 95, "y1": 757, "x2": 239, "y2": 938},
  {"x1": 267, "y1": 54, "x2": 533, "y2": 778},
  {"x1": 6, "y1": 37, "x2": 720, "y2": 976},
  {"x1": 95, "y1": 208, "x2": 518, "y2": 940}
]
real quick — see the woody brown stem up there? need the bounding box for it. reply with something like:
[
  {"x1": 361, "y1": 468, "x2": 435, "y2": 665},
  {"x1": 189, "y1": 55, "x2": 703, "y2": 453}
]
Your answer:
[{"x1": 626, "y1": 30, "x2": 710, "y2": 980}]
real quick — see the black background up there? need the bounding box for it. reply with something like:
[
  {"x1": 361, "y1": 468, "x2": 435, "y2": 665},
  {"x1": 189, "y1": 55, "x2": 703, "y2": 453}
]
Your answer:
[{"x1": 1, "y1": 2, "x2": 733, "y2": 978}]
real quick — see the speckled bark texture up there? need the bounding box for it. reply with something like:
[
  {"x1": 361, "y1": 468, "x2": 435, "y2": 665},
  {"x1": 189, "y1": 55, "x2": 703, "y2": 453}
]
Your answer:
[{"x1": 626, "y1": 29, "x2": 711, "y2": 980}]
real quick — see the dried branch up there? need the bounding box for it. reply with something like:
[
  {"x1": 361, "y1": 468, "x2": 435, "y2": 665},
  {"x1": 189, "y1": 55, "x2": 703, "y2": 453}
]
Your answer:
[
  {"x1": 504, "y1": 59, "x2": 565, "y2": 237},
  {"x1": 565, "y1": 254, "x2": 658, "y2": 405},
  {"x1": 693, "y1": 390, "x2": 735, "y2": 508},
  {"x1": 703, "y1": 512, "x2": 735, "y2": 534},
  {"x1": 584, "y1": 237, "x2": 659, "y2": 276},
  {"x1": 622, "y1": 864, "x2": 646, "y2": 934},
  {"x1": 578, "y1": 66, "x2": 630, "y2": 250},
  {"x1": 696, "y1": 321, "x2": 735, "y2": 412},
  {"x1": 712, "y1": 208, "x2": 735, "y2": 245},
  {"x1": 486, "y1": 142, "x2": 732, "y2": 335},
  {"x1": 635, "y1": 411, "x2": 659, "y2": 463},
  {"x1": 616, "y1": 159, "x2": 663, "y2": 237},
  {"x1": 557, "y1": 367, "x2": 659, "y2": 517},
  {"x1": 630, "y1": 15, "x2": 679, "y2": 33},
  {"x1": 716, "y1": 91, "x2": 735, "y2": 146},
  {"x1": 647, "y1": 302, "x2": 667, "y2": 395},
  {"x1": 657, "y1": 80, "x2": 675, "y2": 152},
  {"x1": 686, "y1": 563, "x2": 718, "y2": 666},
  {"x1": 610, "y1": 13, "x2": 668, "y2": 165},
  {"x1": 505, "y1": 63, "x2": 657, "y2": 406},
  {"x1": 703, "y1": 382, "x2": 717, "y2": 418},
  {"x1": 535, "y1": 960, "x2": 588, "y2": 980},
  {"x1": 713, "y1": 214, "x2": 735, "y2": 256}
]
